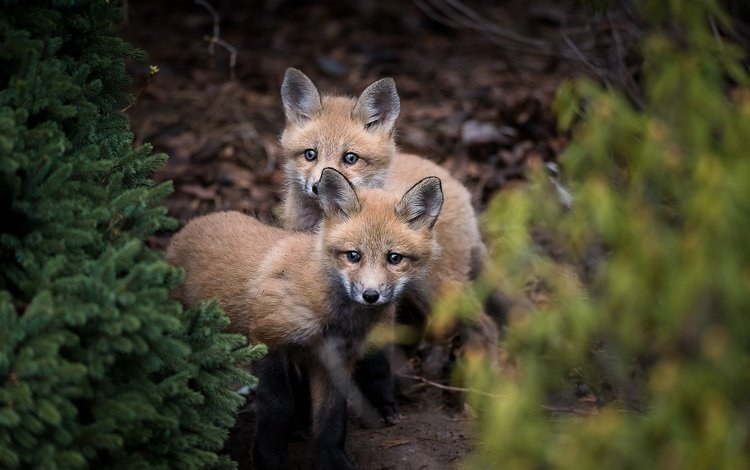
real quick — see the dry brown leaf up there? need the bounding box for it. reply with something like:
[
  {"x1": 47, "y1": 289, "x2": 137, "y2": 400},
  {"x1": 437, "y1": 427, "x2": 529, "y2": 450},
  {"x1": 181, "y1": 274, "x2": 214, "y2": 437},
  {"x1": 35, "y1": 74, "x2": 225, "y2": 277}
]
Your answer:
[{"x1": 379, "y1": 438, "x2": 410, "y2": 449}]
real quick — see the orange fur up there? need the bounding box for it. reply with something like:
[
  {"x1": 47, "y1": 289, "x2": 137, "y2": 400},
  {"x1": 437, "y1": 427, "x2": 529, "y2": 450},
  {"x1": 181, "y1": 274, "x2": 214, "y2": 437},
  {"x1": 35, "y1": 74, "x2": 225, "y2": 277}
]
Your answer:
[{"x1": 167, "y1": 211, "x2": 329, "y2": 347}]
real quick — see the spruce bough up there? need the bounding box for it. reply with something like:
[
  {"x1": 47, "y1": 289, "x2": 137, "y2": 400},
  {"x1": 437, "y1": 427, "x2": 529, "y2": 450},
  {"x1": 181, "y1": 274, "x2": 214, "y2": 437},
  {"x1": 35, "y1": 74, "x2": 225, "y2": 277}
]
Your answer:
[{"x1": 0, "y1": 1, "x2": 264, "y2": 468}]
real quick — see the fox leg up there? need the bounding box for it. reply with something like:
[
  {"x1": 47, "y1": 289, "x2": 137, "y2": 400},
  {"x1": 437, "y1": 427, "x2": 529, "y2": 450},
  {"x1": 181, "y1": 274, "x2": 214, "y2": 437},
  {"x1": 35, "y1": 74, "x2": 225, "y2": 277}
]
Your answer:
[
  {"x1": 252, "y1": 351, "x2": 295, "y2": 470},
  {"x1": 309, "y1": 338, "x2": 355, "y2": 470},
  {"x1": 353, "y1": 347, "x2": 399, "y2": 426},
  {"x1": 351, "y1": 293, "x2": 429, "y2": 421}
]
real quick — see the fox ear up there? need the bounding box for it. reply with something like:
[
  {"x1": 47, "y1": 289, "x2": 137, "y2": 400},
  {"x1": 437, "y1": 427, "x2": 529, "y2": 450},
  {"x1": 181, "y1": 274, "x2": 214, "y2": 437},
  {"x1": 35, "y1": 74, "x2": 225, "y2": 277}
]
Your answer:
[
  {"x1": 353, "y1": 78, "x2": 400, "y2": 134},
  {"x1": 281, "y1": 68, "x2": 322, "y2": 124},
  {"x1": 396, "y1": 177, "x2": 444, "y2": 230},
  {"x1": 318, "y1": 168, "x2": 362, "y2": 220}
]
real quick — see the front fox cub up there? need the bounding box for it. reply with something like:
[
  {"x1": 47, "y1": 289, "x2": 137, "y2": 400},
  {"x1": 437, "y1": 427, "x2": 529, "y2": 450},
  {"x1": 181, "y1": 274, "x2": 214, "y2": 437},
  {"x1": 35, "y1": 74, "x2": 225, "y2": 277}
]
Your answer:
[
  {"x1": 166, "y1": 168, "x2": 443, "y2": 470},
  {"x1": 278, "y1": 68, "x2": 499, "y2": 415}
]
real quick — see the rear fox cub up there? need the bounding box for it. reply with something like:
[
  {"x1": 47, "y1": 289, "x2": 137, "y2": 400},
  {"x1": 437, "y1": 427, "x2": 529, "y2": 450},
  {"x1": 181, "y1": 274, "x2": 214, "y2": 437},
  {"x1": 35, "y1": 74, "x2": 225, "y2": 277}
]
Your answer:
[
  {"x1": 166, "y1": 168, "x2": 444, "y2": 469},
  {"x1": 278, "y1": 68, "x2": 499, "y2": 418}
]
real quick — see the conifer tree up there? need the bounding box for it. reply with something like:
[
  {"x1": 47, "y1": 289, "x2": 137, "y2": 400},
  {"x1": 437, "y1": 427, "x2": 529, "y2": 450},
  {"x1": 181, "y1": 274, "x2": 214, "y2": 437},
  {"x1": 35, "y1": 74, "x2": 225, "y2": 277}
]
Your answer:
[
  {"x1": 0, "y1": 1, "x2": 263, "y2": 468},
  {"x1": 466, "y1": 0, "x2": 750, "y2": 467}
]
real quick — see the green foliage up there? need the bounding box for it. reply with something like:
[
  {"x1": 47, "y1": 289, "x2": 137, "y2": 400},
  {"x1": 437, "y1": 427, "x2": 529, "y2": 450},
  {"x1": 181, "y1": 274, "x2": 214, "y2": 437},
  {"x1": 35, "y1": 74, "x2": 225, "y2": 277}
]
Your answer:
[
  {"x1": 0, "y1": 1, "x2": 264, "y2": 468},
  {"x1": 470, "y1": 1, "x2": 750, "y2": 468}
]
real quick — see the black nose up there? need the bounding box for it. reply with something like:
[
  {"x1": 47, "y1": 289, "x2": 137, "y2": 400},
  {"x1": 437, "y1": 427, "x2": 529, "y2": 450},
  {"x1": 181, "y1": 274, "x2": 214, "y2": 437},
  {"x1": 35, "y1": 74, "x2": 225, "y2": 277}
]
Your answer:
[
  {"x1": 312, "y1": 182, "x2": 319, "y2": 194},
  {"x1": 362, "y1": 289, "x2": 380, "y2": 304}
]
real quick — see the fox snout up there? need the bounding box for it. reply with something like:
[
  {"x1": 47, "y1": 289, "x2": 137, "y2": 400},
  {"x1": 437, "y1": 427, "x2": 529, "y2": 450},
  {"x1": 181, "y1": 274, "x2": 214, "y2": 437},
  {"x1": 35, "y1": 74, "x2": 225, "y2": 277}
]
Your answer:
[
  {"x1": 362, "y1": 289, "x2": 379, "y2": 304},
  {"x1": 305, "y1": 179, "x2": 320, "y2": 198},
  {"x1": 349, "y1": 283, "x2": 395, "y2": 306}
]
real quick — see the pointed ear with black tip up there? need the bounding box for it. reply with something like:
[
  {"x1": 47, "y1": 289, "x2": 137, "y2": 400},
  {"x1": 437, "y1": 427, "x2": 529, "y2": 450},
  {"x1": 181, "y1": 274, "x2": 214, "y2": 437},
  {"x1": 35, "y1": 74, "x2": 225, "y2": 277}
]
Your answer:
[
  {"x1": 317, "y1": 168, "x2": 362, "y2": 220},
  {"x1": 352, "y1": 78, "x2": 400, "y2": 134},
  {"x1": 281, "y1": 68, "x2": 322, "y2": 124},
  {"x1": 396, "y1": 177, "x2": 444, "y2": 230}
]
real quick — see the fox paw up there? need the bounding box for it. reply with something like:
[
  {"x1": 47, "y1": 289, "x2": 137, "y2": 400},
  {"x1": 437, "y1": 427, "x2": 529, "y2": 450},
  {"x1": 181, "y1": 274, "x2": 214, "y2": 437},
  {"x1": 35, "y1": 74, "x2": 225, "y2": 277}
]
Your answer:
[{"x1": 359, "y1": 402, "x2": 401, "y2": 428}]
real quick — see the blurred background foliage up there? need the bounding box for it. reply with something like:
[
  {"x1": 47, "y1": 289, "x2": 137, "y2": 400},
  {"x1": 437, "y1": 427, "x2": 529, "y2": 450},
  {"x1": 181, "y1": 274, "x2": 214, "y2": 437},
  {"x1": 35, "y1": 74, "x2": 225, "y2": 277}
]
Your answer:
[{"x1": 468, "y1": 0, "x2": 750, "y2": 467}]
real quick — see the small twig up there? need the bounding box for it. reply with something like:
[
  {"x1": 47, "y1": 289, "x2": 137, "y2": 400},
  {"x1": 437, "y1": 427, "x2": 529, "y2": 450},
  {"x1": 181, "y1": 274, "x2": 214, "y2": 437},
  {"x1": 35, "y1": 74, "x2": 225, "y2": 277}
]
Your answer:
[
  {"x1": 412, "y1": 0, "x2": 461, "y2": 28},
  {"x1": 540, "y1": 405, "x2": 596, "y2": 415},
  {"x1": 397, "y1": 372, "x2": 502, "y2": 398},
  {"x1": 560, "y1": 29, "x2": 608, "y2": 82},
  {"x1": 608, "y1": 12, "x2": 645, "y2": 108},
  {"x1": 121, "y1": 65, "x2": 159, "y2": 113},
  {"x1": 194, "y1": 0, "x2": 220, "y2": 55},
  {"x1": 443, "y1": 0, "x2": 551, "y2": 49},
  {"x1": 203, "y1": 36, "x2": 237, "y2": 80},
  {"x1": 412, "y1": 0, "x2": 646, "y2": 106},
  {"x1": 396, "y1": 372, "x2": 597, "y2": 416},
  {"x1": 194, "y1": 0, "x2": 237, "y2": 79},
  {"x1": 412, "y1": 0, "x2": 560, "y2": 58}
]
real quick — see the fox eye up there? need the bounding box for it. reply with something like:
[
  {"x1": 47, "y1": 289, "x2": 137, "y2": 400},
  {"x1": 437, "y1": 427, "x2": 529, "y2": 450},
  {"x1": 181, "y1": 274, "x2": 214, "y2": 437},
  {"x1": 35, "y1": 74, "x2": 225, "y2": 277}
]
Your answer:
[
  {"x1": 346, "y1": 251, "x2": 361, "y2": 263},
  {"x1": 387, "y1": 252, "x2": 403, "y2": 265},
  {"x1": 342, "y1": 152, "x2": 359, "y2": 165},
  {"x1": 304, "y1": 149, "x2": 318, "y2": 161}
]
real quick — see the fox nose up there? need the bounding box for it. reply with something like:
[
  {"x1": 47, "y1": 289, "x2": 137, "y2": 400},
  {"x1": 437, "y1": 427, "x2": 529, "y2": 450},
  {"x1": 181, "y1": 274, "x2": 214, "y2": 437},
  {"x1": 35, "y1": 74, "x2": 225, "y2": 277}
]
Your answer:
[
  {"x1": 362, "y1": 289, "x2": 380, "y2": 304},
  {"x1": 312, "y1": 181, "x2": 319, "y2": 195}
]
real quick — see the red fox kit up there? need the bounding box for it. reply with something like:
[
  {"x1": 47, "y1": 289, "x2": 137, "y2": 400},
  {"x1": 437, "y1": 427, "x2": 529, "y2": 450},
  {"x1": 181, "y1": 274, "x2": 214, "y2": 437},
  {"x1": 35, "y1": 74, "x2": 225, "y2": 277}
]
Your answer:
[
  {"x1": 278, "y1": 68, "x2": 498, "y2": 413},
  {"x1": 166, "y1": 168, "x2": 443, "y2": 469}
]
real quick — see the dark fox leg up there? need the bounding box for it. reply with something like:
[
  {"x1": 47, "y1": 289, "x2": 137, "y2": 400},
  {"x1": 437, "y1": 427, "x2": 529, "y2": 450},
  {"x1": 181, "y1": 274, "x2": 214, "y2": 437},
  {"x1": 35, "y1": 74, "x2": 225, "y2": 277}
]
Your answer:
[
  {"x1": 308, "y1": 362, "x2": 353, "y2": 470},
  {"x1": 289, "y1": 364, "x2": 312, "y2": 439},
  {"x1": 308, "y1": 337, "x2": 357, "y2": 470},
  {"x1": 353, "y1": 348, "x2": 399, "y2": 426},
  {"x1": 395, "y1": 294, "x2": 428, "y2": 356},
  {"x1": 352, "y1": 295, "x2": 427, "y2": 425},
  {"x1": 252, "y1": 351, "x2": 295, "y2": 470}
]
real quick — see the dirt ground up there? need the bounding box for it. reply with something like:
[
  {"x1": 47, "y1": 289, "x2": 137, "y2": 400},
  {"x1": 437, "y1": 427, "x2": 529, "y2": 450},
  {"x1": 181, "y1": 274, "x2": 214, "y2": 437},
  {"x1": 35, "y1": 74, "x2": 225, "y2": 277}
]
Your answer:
[
  {"x1": 224, "y1": 382, "x2": 475, "y2": 470},
  {"x1": 121, "y1": 0, "x2": 610, "y2": 467}
]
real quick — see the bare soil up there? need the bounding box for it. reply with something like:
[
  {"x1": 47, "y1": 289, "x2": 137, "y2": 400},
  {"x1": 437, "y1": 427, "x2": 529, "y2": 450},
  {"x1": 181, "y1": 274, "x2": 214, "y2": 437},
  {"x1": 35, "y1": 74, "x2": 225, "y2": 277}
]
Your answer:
[
  {"x1": 120, "y1": 0, "x2": 598, "y2": 467},
  {"x1": 225, "y1": 385, "x2": 474, "y2": 470}
]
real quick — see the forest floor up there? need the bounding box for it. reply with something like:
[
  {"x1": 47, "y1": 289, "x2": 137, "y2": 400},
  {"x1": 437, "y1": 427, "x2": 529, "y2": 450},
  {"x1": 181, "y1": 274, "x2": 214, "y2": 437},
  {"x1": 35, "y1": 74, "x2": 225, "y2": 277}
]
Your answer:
[{"x1": 122, "y1": 0, "x2": 613, "y2": 467}]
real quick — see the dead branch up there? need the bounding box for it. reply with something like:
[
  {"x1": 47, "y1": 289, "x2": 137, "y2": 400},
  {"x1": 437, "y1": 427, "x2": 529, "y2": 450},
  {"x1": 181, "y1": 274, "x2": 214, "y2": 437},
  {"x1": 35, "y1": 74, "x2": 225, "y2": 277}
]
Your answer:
[
  {"x1": 396, "y1": 372, "x2": 598, "y2": 416},
  {"x1": 397, "y1": 372, "x2": 503, "y2": 398},
  {"x1": 411, "y1": 0, "x2": 646, "y2": 106},
  {"x1": 195, "y1": 0, "x2": 237, "y2": 79}
]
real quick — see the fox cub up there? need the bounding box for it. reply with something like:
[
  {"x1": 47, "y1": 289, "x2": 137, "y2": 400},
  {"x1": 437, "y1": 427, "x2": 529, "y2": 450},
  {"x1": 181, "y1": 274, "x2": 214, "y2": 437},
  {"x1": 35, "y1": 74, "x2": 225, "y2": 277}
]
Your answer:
[
  {"x1": 278, "y1": 68, "x2": 499, "y2": 417},
  {"x1": 166, "y1": 168, "x2": 443, "y2": 469}
]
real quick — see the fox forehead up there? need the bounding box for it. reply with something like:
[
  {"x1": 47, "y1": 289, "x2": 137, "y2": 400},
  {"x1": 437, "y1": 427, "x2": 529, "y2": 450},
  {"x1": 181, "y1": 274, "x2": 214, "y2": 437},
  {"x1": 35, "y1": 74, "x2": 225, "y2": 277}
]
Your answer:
[{"x1": 324, "y1": 191, "x2": 436, "y2": 261}]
